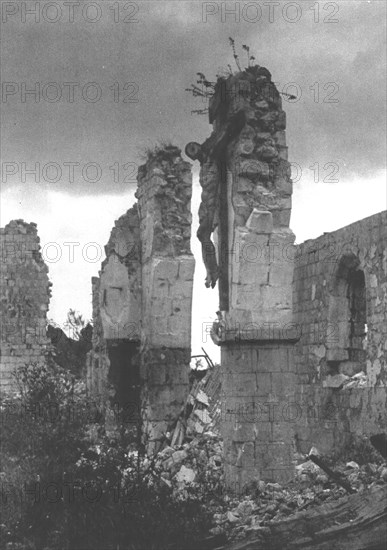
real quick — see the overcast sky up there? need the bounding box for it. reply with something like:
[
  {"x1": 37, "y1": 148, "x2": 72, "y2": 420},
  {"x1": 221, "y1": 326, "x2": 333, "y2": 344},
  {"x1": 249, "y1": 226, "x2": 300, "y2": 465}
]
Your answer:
[{"x1": 1, "y1": 0, "x2": 386, "y2": 359}]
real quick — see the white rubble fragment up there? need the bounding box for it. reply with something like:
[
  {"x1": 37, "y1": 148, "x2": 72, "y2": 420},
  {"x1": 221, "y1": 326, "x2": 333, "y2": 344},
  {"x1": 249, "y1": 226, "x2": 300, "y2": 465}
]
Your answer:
[{"x1": 175, "y1": 465, "x2": 196, "y2": 484}]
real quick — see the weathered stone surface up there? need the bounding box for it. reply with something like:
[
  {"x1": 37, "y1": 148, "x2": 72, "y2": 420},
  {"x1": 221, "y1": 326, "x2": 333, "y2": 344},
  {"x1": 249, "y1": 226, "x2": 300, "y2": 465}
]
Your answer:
[
  {"x1": 188, "y1": 66, "x2": 384, "y2": 488},
  {"x1": 322, "y1": 373, "x2": 349, "y2": 388},
  {"x1": 87, "y1": 145, "x2": 194, "y2": 454},
  {"x1": 142, "y1": 256, "x2": 195, "y2": 348},
  {"x1": 99, "y1": 254, "x2": 141, "y2": 341},
  {"x1": 237, "y1": 159, "x2": 270, "y2": 181},
  {"x1": 187, "y1": 66, "x2": 299, "y2": 488},
  {"x1": 0, "y1": 220, "x2": 51, "y2": 391},
  {"x1": 246, "y1": 209, "x2": 273, "y2": 234},
  {"x1": 175, "y1": 465, "x2": 196, "y2": 484},
  {"x1": 136, "y1": 146, "x2": 193, "y2": 260},
  {"x1": 293, "y1": 212, "x2": 387, "y2": 453},
  {"x1": 221, "y1": 343, "x2": 296, "y2": 485}
]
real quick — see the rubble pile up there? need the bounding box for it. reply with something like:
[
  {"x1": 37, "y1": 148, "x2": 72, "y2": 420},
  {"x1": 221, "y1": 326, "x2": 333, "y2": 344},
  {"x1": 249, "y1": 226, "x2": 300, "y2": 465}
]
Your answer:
[
  {"x1": 148, "y1": 368, "x2": 386, "y2": 546},
  {"x1": 187, "y1": 362, "x2": 222, "y2": 433},
  {"x1": 219, "y1": 458, "x2": 387, "y2": 542},
  {"x1": 146, "y1": 363, "x2": 224, "y2": 492},
  {"x1": 150, "y1": 416, "x2": 386, "y2": 545},
  {"x1": 152, "y1": 430, "x2": 224, "y2": 492},
  {"x1": 165, "y1": 362, "x2": 222, "y2": 448}
]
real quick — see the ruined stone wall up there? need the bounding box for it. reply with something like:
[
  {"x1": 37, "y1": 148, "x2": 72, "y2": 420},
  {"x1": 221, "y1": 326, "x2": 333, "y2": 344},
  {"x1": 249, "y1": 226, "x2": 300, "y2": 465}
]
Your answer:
[
  {"x1": 86, "y1": 206, "x2": 142, "y2": 404},
  {"x1": 221, "y1": 343, "x2": 296, "y2": 489},
  {"x1": 219, "y1": 70, "x2": 294, "y2": 330},
  {"x1": 135, "y1": 147, "x2": 195, "y2": 452},
  {"x1": 86, "y1": 276, "x2": 109, "y2": 398},
  {"x1": 87, "y1": 146, "x2": 195, "y2": 452},
  {"x1": 293, "y1": 211, "x2": 387, "y2": 454},
  {"x1": 136, "y1": 148, "x2": 194, "y2": 349},
  {"x1": 100, "y1": 206, "x2": 142, "y2": 342},
  {"x1": 186, "y1": 66, "x2": 297, "y2": 488},
  {"x1": 0, "y1": 220, "x2": 51, "y2": 392}
]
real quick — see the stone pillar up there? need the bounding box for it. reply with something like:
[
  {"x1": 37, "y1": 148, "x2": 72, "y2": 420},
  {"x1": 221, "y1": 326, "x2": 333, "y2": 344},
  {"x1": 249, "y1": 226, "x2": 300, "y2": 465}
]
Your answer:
[
  {"x1": 221, "y1": 343, "x2": 296, "y2": 489},
  {"x1": 87, "y1": 146, "x2": 195, "y2": 452},
  {"x1": 136, "y1": 146, "x2": 195, "y2": 453},
  {"x1": 0, "y1": 220, "x2": 51, "y2": 393},
  {"x1": 186, "y1": 66, "x2": 297, "y2": 488}
]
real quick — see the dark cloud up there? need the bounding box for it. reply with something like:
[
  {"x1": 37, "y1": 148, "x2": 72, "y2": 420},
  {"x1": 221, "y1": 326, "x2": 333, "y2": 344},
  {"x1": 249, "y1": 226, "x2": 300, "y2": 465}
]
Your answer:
[{"x1": 1, "y1": 1, "x2": 385, "y2": 195}]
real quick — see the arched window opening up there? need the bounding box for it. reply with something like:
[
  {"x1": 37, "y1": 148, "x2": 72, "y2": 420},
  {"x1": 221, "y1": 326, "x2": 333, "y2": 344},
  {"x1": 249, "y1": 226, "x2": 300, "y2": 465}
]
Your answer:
[
  {"x1": 347, "y1": 269, "x2": 367, "y2": 363},
  {"x1": 326, "y1": 254, "x2": 367, "y2": 375}
]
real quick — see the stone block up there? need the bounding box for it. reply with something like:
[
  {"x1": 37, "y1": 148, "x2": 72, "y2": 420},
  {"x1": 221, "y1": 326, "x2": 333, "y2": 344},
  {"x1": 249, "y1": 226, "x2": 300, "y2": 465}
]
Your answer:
[
  {"x1": 233, "y1": 284, "x2": 263, "y2": 311},
  {"x1": 153, "y1": 258, "x2": 179, "y2": 280},
  {"x1": 256, "y1": 442, "x2": 294, "y2": 470},
  {"x1": 257, "y1": 347, "x2": 290, "y2": 372},
  {"x1": 271, "y1": 372, "x2": 296, "y2": 397},
  {"x1": 221, "y1": 346, "x2": 258, "y2": 373},
  {"x1": 222, "y1": 373, "x2": 258, "y2": 397},
  {"x1": 246, "y1": 209, "x2": 273, "y2": 235},
  {"x1": 237, "y1": 159, "x2": 270, "y2": 181},
  {"x1": 221, "y1": 402, "x2": 243, "y2": 423},
  {"x1": 171, "y1": 297, "x2": 191, "y2": 316},
  {"x1": 323, "y1": 373, "x2": 349, "y2": 388},
  {"x1": 256, "y1": 373, "x2": 272, "y2": 394},
  {"x1": 272, "y1": 420, "x2": 296, "y2": 442},
  {"x1": 151, "y1": 279, "x2": 171, "y2": 299},
  {"x1": 174, "y1": 280, "x2": 195, "y2": 299},
  {"x1": 275, "y1": 131, "x2": 286, "y2": 147},
  {"x1": 232, "y1": 258, "x2": 269, "y2": 287},
  {"x1": 272, "y1": 209, "x2": 291, "y2": 227},
  {"x1": 168, "y1": 314, "x2": 192, "y2": 348},
  {"x1": 258, "y1": 284, "x2": 293, "y2": 313},
  {"x1": 177, "y1": 256, "x2": 195, "y2": 281},
  {"x1": 150, "y1": 297, "x2": 172, "y2": 317},
  {"x1": 268, "y1": 263, "x2": 294, "y2": 287},
  {"x1": 326, "y1": 348, "x2": 349, "y2": 362},
  {"x1": 147, "y1": 314, "x2": 169, "y2": 342},
  {"x1": 278, "y1": 146, "x2": 288, "y2": 160},
  {"x1": 235, "y1": 227, "x2": 271, "y2": 252}
]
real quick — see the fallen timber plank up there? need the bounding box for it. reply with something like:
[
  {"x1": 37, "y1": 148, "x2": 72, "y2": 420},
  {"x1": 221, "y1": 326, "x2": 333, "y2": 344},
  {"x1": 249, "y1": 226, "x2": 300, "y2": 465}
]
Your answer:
[
  {"x1": 223, "y1": 484, "x2": 387, "y2": 550},
  {"x1": 308, "y1": 454, "x2": 356, "y2": 494}
]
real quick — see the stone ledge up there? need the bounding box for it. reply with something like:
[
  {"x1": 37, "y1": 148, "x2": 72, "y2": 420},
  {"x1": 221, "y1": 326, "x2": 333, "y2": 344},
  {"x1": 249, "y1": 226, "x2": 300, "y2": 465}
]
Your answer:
[{"x1": 221, "y1": 327, "x2": 300, "y2": 344}]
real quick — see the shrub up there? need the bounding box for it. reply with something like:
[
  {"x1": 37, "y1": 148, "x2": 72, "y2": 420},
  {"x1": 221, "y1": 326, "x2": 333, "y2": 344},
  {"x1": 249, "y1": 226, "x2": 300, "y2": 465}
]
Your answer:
[{"x1": 1, "y1": 361, "x2": 213, "y2": 550}]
